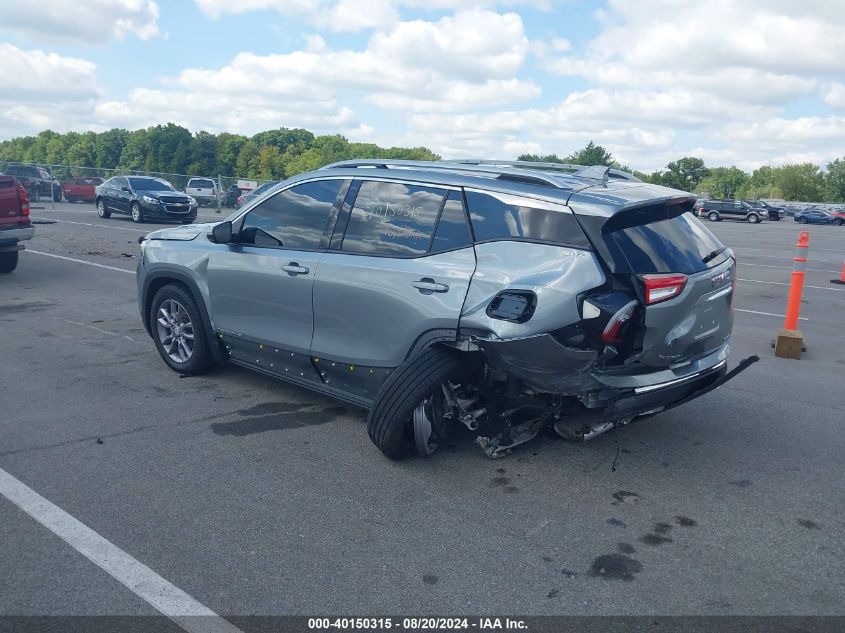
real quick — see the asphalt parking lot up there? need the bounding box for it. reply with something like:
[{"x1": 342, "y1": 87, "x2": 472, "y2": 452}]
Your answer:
[{"x1": 1, "y1": 203, "x2": 843, "y2": 621}]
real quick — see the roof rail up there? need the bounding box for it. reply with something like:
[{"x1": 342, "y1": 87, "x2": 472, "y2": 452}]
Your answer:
[
  {"x1": 448, "y1": 159, "x2": 641, "y2": 183},
  {"x1": 322, "y1": 159, "x2": 567, "y2": 189}
]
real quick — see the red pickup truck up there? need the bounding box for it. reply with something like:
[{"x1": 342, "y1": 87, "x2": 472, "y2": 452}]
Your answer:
[
  {"x1": 0, "y1": 176, "x2": 33, "y2": 273},
  {"x1": 62, "y1": 176, "x2": 104, "y2": 203}
]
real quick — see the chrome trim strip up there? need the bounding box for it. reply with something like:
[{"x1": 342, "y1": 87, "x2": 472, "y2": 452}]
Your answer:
[
  {"x1": 707, "y1": 286, "x2": 733, "y2": 301},
  {"x1": 634, "y1": 360, "x2": 727, "y2": 394}
]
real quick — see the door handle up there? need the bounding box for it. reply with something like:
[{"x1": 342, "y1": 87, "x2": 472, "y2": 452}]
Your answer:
[
  {"x1": 412, "y1": 278, "x2": 449, "y2": 294},
  {"x1": 282, "y1": 263, "x2": 309, "y2": 275}
]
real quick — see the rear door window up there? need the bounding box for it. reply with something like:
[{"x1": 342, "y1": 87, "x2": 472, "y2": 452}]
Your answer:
[
  {"x1": 340, "y1": 180, "x2": 445, "y2": 257},
  {"x1": 239, "y1": 179, "x2": 344, "y2": 250},
  {"x1": 465, "y1": 190, "x2": 590, "y2": 248},
  {"x1": 430, "y1": 191, "x2": 472, "y2": 253}
]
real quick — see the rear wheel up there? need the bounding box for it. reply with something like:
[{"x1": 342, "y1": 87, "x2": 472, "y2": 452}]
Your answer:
[
  {"x1": 131, "y1": 202, "x2": 144, "y2": 223},
  {"x1": 52, "y1": 186, "x2": 62, "y2": 202},
  {"x1": 799, "y1": 217, "x2": 808, "y2": 224},
  {"x1": 0, "y1": 251, "x2": 19, "y2": 273},
  {"x1": 367, "y1": 347, "x2": 476, "y2": 460},
  {"x1": 707, "y1": 211, "x2": 720, "y2": 222},
  {"x1": 833, "y1": 219, "x2": 843, "y2": 226},
  {"x1": 150, "y1": 284, "x2": 215, "y2": 375},
  {"x1": 747, "y1": 213, "x2": 760, "y2": 224},
  {"x1": 96, "y1": 199, "x2": 111, "y2": 218}
]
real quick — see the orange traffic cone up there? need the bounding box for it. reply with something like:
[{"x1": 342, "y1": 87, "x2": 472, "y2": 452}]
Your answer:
[{"x1": 832, "y1": 258, "x2": 845, "y2": 285}]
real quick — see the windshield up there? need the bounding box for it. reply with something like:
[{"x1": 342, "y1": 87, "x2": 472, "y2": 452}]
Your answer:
[{"x1": 129, "y1": 178, "x2": 174, "y2": 192}]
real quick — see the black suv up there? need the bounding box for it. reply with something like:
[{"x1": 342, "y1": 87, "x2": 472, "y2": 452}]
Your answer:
[
  {"x1": 744, "y1": 200, "x2": 783, "y2": 221},
  {"x1": 697, "y1": 199, "x2": 765, "y2": 223},
  {"x1": 2, "y1": 164, "x2": 62, "y2": 202}
]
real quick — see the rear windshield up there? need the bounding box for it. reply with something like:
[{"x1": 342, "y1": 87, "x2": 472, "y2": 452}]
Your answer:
[{"x1": 609, "y1": 212, "x2": 726, "y2": 274}]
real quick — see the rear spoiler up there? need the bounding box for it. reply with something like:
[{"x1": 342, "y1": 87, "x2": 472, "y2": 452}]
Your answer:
[{"x1": 602, "y1": 196, "x2": 697, "y2": 233}]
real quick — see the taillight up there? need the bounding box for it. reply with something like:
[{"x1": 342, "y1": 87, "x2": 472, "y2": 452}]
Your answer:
[
  {"x1": 16, "y1": 184, "x2": 30, "y2": 217},
  {"x1": 640, "y1": 273, "x2": 687, "y2": 305},
  {"x1": 600, "y1": 300, "x2": 638, "y2": 344}
]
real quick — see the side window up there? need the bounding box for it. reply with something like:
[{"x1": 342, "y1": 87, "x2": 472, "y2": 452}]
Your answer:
[
  {"x1": 430, "y1": 191, "x2": 472, "y2": 253},
  {"x1": 465, "y1": 190, "x2": 590, "y2": 248},
  {"x1": 114, "y1": 177, "x2": 128, "y2": 189},
  {"x1": 340, "y1": 180, "x2": 445, "y2": 257},
  {"x1": 239, "y1": 179, "x2": 343, "y2": 250}
]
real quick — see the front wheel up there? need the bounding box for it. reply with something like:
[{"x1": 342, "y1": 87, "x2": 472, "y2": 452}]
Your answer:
[
  {"x1": 707, "y1": 212, "x2": 720, "y2": 222},
  {"x1": 150, "y1": 284, "x2": 215, "y2": 375},
  {"x1": 96, "y1": 199, "x2": 111, "y2": 218},
  {"x1": 799, "y1": 217, "x2": 808, "y2": 224},
  {"x1": 833, "y1": 219, "x2": 842, "y2": 226},
  {"x1": 131, "y1": 202, "x2": 144, "y2": 223},
  {"x1": 367, "y1": 347, "x2": 476, "y2": 460},
  {"x1": 52, "y1": 187, "x2": 62, "y2": 202},
  {"x1": 0, "y1": 251, "x2": 19, "y2": 273},
  {"x1": 747, "y1": 213, "x2": 760, "y2": 224}
]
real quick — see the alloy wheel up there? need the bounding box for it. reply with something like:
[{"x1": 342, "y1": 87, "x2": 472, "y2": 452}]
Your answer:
[{"x1": 155, "y1": 299, "x2": 195, "y2": 363}]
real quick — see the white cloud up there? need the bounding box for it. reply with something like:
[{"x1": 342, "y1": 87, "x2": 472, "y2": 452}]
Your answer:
[
  {"x1": 92, "y1": 10, "x2": 532, "y2": 135},
  {"x1": 0, "y1": 1, "x2": 160, "y2": 43},
  {"x1": 825, "y1": 84, "x2": 845, "y2": 110},
  {"x1": 0, "y1": 44, "x2": 101, "y2": 139},
  {"x1": 194, "y1": 0, "x2": 547, "y2": 32}
]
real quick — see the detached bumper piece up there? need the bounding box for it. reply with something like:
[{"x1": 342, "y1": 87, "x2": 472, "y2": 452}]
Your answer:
[{"x1": 604, "y1": 354, "x2": 759, "y2": 422}]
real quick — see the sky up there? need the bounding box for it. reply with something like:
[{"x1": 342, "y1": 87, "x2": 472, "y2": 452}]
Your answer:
[{"x1": 0, "y1": 0, "x2": 844, "y2": 172}]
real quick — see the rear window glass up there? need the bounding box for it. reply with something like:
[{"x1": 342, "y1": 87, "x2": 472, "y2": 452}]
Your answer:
[
  {"x1": 465, "y1": 190, "x2": 590, "y2": 248},
  {"x1": 609, "y1": 212, "x2": 726, "y2": 274}
]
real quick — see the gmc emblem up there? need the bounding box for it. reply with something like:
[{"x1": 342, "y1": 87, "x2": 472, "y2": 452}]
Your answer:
[{"x1": 711, "y1": 267, "x2": 732, "y2": 288}]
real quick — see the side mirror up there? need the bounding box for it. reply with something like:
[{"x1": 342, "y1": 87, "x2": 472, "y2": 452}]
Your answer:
[
  {"x1": 210, "y1": 221, "x2": 233, "y2": 244},
  {"x1": 121, "y1": 186, "x2": 130, "y2": 192}
]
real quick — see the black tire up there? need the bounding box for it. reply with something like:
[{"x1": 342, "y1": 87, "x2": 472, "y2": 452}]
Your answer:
[
  {"x1": 149, "y1": 284, "x2": 215, "y2": 375},
  {"x1": 131, "y1": 202, "x2": 144, "y2": 223},
  {"x1": 707, "y1": 211, "x2": 720, "y2": 222},
  {"x1": 96, "y1": 198, "x2": 111, "y2": 218},
  {"x1": 799, "y1": 217, "x2": 808, "y2": 224},
  {"x1": 29, "y1": 188, "x2": 39, "y2": 203},
  {"x1": 833, "y1": 219, "x2": 842, "y2": 226},
  {"x1": 0, "y1": 251, "x2": 19, "y2": 273},
  {"x1": 52, "y1": 186, "x2": 62, "y2": 202},
  {"x1": 367, "y1": 347, "x2": 475, "y2": 460},
  {"x1": 747, "y1": 213, "x2": 760, "y2": 224}
]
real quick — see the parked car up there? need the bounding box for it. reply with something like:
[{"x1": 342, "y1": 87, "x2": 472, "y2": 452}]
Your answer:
[
  {"x1": 826, "y1": 208, "x2": 845, "y2": 225},
  {"x1": 235, "y1": 180, "x2": 279, "y2": 208},
  {"x1": 95, "y1": 176, "x2": 197, "y2": 224},
  {"x1": 137, "y1": 159, "x2": 754, "y2": 461},
  {"x1": 224, "y1": 184, "x2": 242, "y2": 208},
  {"x1": 185, "y1": 178, "x2": 221, "y2": 206},
  {"x1": 698, "y1": 199, "x2": 764, "y2": 223},
  {"x1": 62, "y1": 177, "x2": 104, "y2": 203},
  {"x1": 2, "y1": 164, "x2": 62, "y2": 202},
  {"x1": 794, "y1": 209, "x2": 838, "y2": 225},
  {"x1": 744, "y1": 200, "x2": 783, "y2": 221},
  {"x1": 0, "y1": 176, "x2": 33, "y2": 273}
]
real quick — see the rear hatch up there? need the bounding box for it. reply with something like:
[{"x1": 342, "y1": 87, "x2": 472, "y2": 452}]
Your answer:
[{"x1": 580, "y1": 197, "x2": 734, "y2": 369}]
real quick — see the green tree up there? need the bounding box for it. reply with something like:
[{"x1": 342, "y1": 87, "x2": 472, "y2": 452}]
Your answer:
[
  {"x1": 255, "y1": 145, "x2": 285, "y2": 179},
  {"x1": 737, "y1": 165, "x2": 781, "y2": 200},
  {"x1": 775, "y1": 163, "x2": 824, "y2": 201},
  {"x1": 216, "y1": 133, "x2": 248, "y2": 176},
  {"x1": 235, "y1": 141, "x2": 260, "y2": 177},
  {"x1": 695, "y1": 166, "x2": 749, "y2": 199},
  {"x1": 95, "y1": 129, "x2": 128, "y2": 169},
  {"x1": 567, "y1": 141, "x2": 616, "y2": 167},
  {"x1": 658, "y1": 157, "x2": 708, "y2": 191},
  {"x1": 823, "y1": 158, "x2": 845, "y2": 203}
]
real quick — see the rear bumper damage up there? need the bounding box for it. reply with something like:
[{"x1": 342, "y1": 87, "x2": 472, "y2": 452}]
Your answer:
[{"x1": 475, "y1": 332, "x2": 758, "y2": 435}]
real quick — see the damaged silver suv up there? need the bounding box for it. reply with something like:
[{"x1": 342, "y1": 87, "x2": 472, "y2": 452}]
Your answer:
[{"x1": 137, "y1": 159, "x2": 756, "y2": 459}]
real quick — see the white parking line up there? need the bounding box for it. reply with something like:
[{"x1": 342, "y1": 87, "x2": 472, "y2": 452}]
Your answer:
[
  {"x1": 735, "y1": 308, "x2": 808, "y2": 321},
  {"x1": 740, "y1": 262, "x2": 840, "y2": 274},
  {"x1": 0, "y1": 467, "x2": 243, "y2": 633},
  {"x1": 737, "y1": 277, "x2": 845, "y2": 292},
  {"x1": 30, "y1": 217, "x2": 149, "y2": 233},
  {"x1": 25, "y1": 250, "x2": 134, "y2": 274}
]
